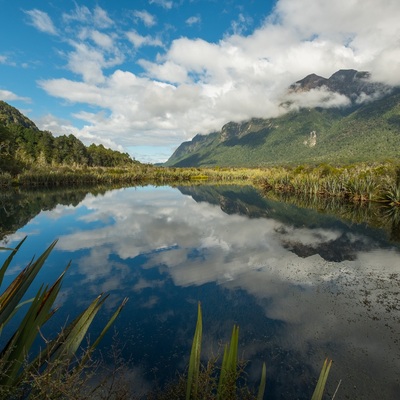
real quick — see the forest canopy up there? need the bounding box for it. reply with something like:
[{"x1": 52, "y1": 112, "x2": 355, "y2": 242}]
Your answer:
[{"x1": 0, "y1": 101, "x2": 138, "y2": 174}]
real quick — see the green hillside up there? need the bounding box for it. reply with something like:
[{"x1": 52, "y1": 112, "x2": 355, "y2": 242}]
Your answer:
[
  {"x1": 0, "y1": 101, "x2": 137, "y2": 174},
  {"x1": 165, "y1": 88, "x2": 400, "y2": 167}
]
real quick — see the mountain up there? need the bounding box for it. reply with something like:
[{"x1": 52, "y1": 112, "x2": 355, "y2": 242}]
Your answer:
[
  {"x1": 289, "y1": 69, "x2": 389, "y2": 100},
  {"x1": 0, "y1": 100, "x2": 39, "y2": 130},
  {"x1": 164, "y1": 70, "x2": 400, "y2": 167}
]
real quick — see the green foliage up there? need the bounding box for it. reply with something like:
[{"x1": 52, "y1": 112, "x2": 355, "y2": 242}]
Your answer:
[
  {"x1": 0, "y1": 101, "x2": 137, "y2": 174},
  {"x1": 183, "y1": 303, "x2": 331, "y2": 400},
  {"x1": 186, "y1": 302, "x2": 202, "y2": 400},
  {"x1": 217, "y1": 325, "x2": 240, "y2": 400},
  {"x1": 311, "y1": 359, "x2": 333, "y2": 400},
  {"x1": 165, "y1": 91, "x2": 400, "y2": 168},
  {"x1": 0, "y1": 238, "x2": 127, "y2": 397}
]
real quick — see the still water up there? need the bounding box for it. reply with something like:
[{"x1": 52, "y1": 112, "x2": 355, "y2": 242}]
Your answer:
[{"x1": 1, "y1": 185, "x2": 400, "y2": 399}]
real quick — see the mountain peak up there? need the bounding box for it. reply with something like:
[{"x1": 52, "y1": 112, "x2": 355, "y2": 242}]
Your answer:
[
  {"x1": 290, "y1": 69, "x2": 388, "y2": 99},
  {"x1": 164, "y1": 69, "x2": 400, "y2": 167},
  {"x1": 290, "y1": 73, "x2": 328, "y2": 91}
]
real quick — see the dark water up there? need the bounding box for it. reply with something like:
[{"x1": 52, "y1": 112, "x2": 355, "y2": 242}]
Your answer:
[{"x1": 1, "y1": 185, "x2": 400, "y2": 399}]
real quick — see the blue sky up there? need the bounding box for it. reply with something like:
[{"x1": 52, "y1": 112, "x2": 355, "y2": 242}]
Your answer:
[{"x1": 1, "y1": 0, "x2": 400, "y2": 163}]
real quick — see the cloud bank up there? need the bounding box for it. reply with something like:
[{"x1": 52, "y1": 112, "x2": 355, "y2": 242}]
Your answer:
[{"x1": 24, "y1": 0, "x2": 400, "y2": 162}]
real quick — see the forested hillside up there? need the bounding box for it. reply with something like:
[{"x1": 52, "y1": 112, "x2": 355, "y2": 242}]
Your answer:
[
  {"x1": 165, "y1": 70, "x2": 400, "y2": 167},
  {"x1": 0, "y1": 101, "x2": 136, "y2": 174}
]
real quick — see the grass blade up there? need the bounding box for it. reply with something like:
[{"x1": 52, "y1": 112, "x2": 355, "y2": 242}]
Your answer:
[
  {"x1": 257, "y1": 362, "x2": 267, "y2": 400},
  {"x1": 186, "y1": 301, "x2": 202, "y2": 400},
  {"x1": 311, "y1": 358, "x2": 332, "y2": 400},
  {"x1": 217, "y1": 324, "x2": 239, "y2": 400},
  {"x1": 0, "y1": 239, "x2": 58, "y2": 327},
  {"x1": 80, "y1": 297, "x2": 129, "y2": 366},
  {"x1": 0, "y1": 236, "x2": 27, "y2": 286}
]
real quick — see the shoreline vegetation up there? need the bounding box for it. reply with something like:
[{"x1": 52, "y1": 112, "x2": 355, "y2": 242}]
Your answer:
[{"x1": 1, "y1": 161, "x2": 400, "y2": 206}]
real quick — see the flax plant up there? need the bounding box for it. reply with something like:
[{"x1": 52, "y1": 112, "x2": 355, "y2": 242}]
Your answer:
[{"x1": 0, "y1": 237, "x2": 127, "y2": 397}]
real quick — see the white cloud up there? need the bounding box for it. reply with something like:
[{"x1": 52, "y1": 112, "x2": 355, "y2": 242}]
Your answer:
[
  {"x1": 149, "y1": 0, "x2": 173, "y2": 10},
  {"x1": 0, "y1": 55, "x2": 16, "y2": 67},
  {"x1": 0, "y1": 89, "x2": 31, "y2": 102},
  {"x1": 25, "y1": 9, "x2": 58, "y2": 35},
  {"x1": 35, "y1": 0, "x2": 400, "y2": 162},
  {"x1": 185, "y1": 15, "x2": 201, "y2": 26},
  {"x1": 132, "y1": 10, "x2": 157, "y2": 27},
  {"x1": 90, "y1": 30, "x2": 114, "y2": 49},
  {"x1": 229, "y1": 13, "x2": 253, "y2": 35},
  {"x1": 126, "y1": 31, "x2": 162, "y2": 49},
  {"x1": 93, "y1": 6, "x2": 113, "y2": 28},
  {"x1": 65, "y1": 41, "x2": 124, "y2": 84},
  {"x1": 283, "y1": 86, "x2": 351, "y2": 110},
  {"x1": 62, "y1": 5, "x2": 91, "y2": 24},
  {"x1": 63, "y1": 5, "x2": 113, "y2": 29}
]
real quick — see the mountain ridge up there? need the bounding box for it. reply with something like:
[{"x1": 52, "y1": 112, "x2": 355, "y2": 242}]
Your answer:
[{"x1": 164, "y1": 70, "x2": 400, "y2": 167}]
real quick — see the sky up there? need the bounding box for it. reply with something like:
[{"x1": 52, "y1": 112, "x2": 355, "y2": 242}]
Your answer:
[{"x1": 1, "y1": 0, "x2": 400, "y2": 163}]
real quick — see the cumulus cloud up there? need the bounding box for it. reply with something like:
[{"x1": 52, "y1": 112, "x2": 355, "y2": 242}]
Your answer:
[
  {"x1": 33, "y1": 0, "x2": 400, "y2": 162},
  {"x1": 283, "y1": 86, "x2": 351, "y2": 110},
  {"x1": 89, "y1": 30, "x2": 114, "y2": 49},
  {"x1": 24, "y1": 9, "x2": 58, "y2": 35},
  {"x1": 0, "y1": 89, "x2": 31, "y2": 102},
  {"x1": 126, "y1": 31, "x2": 162, "y2": 48}
]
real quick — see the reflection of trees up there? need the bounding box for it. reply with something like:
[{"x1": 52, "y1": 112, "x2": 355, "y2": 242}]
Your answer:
[
  {"x1": 273, "y1": 192, "x2": 400, "y2": 243},
  {"x1": 382, "y1": 206, "x2": 400, "y2": 242},
  {"x1": 179, "y1": 185, "x2": 400, "y2": 244},
  {"x1": 0, "y1": 186, "x2": 111, "y2": 242}
]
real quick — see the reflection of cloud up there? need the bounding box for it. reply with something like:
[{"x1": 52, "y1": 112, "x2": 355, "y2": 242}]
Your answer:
[
  {"x1": 17, "y1": 185, "x2": 400, "y2": 398},
  {"x1": 276, "y1": 225, "x2": 342, "y2": 246}
]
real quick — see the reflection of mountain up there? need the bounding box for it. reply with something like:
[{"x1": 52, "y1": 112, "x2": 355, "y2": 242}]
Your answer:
[
  {"x1": 178, "y1": 185, "x2": 400, "y2": 251},
  {"x1": 179, "y1": 185, "x2": 272, "y2": 218},
  {"x1": 5, "y1": 184, "x2": 398, "y2": 399},
  {"x1": 0, "y1": 187, "x2": 110, "y2": 242}
]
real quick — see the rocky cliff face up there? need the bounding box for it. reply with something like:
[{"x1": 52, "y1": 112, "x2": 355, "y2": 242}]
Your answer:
[
  {"x1": 164, "y1": 69, "x2": 400, "y2": 167},
  {"x1": 290, "y1": 69, "x2": 390, "y2": 100}
]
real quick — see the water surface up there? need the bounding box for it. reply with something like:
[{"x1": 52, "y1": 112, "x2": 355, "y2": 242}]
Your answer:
[{"x1": 1, "y1": 185, "x2": 399, "y2": 399}]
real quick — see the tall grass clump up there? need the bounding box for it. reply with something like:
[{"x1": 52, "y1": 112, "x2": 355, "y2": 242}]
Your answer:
[
  {"x1": 0, "y1": 237, "x2": 127, "y2": 398},
  {"x1": 179, "y1": 303, "x2": 331, "y2": 400}
]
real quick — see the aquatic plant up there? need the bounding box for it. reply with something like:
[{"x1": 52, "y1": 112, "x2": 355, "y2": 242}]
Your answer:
[
  {"x1": 0, "y1": 237, "x2": 127, "y2": 398},
  {"x1": 382, "y1": 182, "x2": 400, "y2": 205},
  {"x1": 185, "y1": 303, "x2": 331, "y2": 400}
]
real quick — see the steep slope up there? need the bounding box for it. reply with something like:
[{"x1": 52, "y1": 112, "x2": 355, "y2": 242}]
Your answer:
[
  {"x1": 0, "y1": 100, "x2": 39, "y2": 130},
  {"x1": 165, "y1": 71, "x2": 400, "y2": 167}
]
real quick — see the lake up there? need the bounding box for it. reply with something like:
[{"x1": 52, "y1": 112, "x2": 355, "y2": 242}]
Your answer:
[{"x1": 1, "y1": 184, "x2": 399, "y2": 399}]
